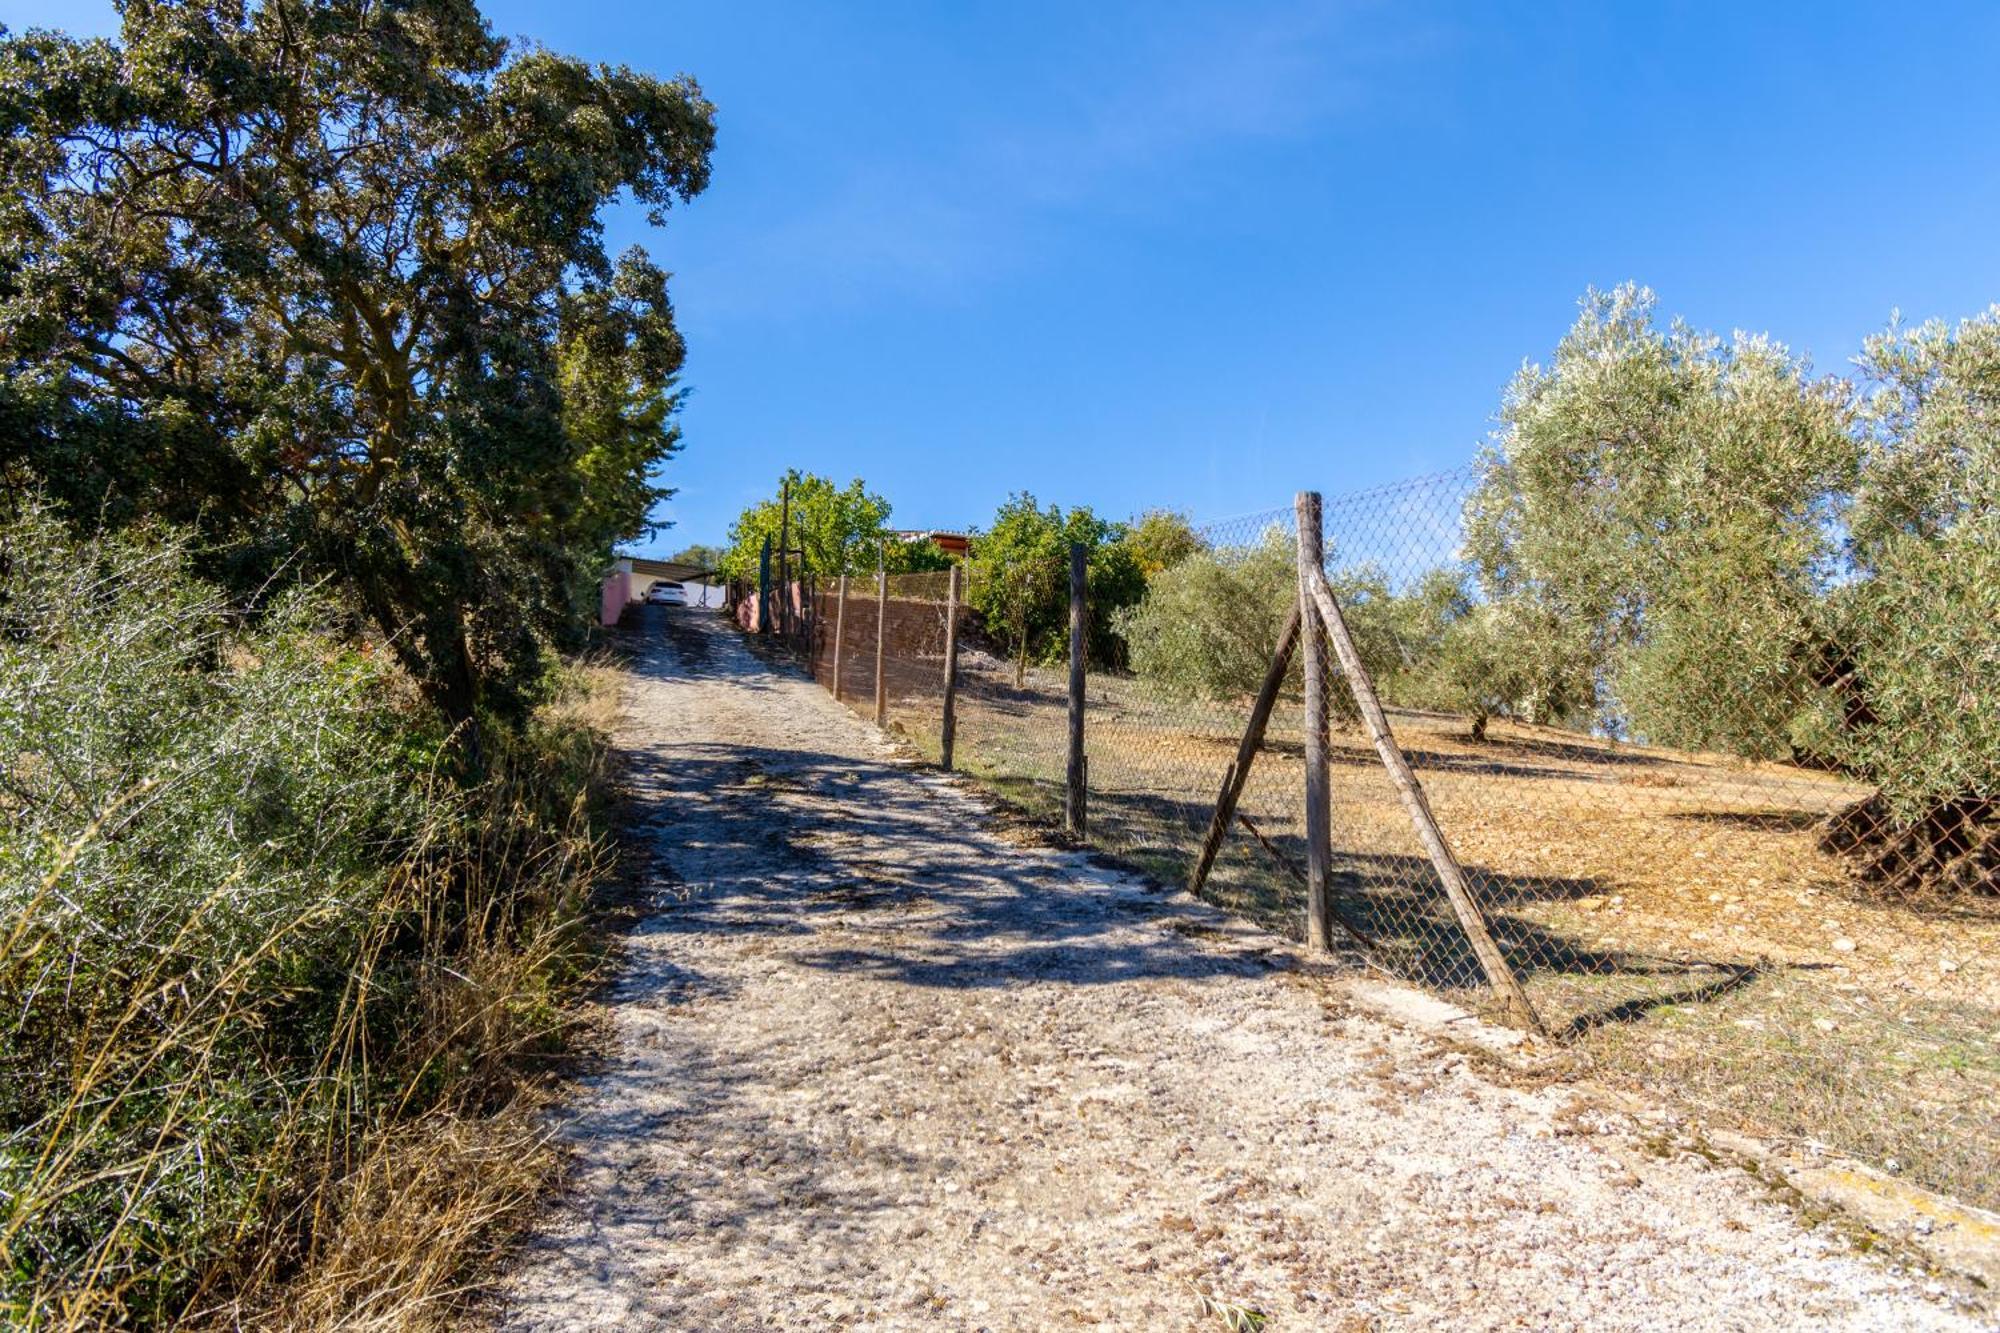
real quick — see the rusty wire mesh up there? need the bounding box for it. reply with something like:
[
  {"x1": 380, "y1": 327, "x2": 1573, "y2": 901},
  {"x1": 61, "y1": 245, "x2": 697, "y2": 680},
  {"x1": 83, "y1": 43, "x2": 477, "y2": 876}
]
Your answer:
[
  {"x1": 1301, "y1": 469, "x2": 1997, "y2": 1208},
  {"x1": 768, "y1": 469, "x2": 1997, "y2": 1209}
]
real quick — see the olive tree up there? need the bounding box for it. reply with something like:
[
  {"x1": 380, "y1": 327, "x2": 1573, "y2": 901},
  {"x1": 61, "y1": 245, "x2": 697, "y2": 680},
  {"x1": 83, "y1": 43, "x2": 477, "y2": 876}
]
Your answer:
[
  {"x1": 1817, "y1": 311, "x2": 2000, "y2": 894},
  {"x1": 1354, "y1": 568, "x2": 1575, "y2": 739},
  {"x1": 1470, "y1": 286, "x2": 1996, "y2": 895},
  {"x1": 1115, "y1": 525, "x2": 1296, "y2": 699},
  {"x1": 1465, "y1": 284, "x2": 1857, "y2": 748},
  {"x1": 1115, "y1": 524, "x2": 1403, "y2": 711}
]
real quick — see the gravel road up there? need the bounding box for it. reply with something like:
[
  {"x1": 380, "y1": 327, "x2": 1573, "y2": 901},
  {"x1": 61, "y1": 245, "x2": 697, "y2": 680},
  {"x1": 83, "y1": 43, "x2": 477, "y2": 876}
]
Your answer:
[{"x1": 494, "y1": 606, "x2": 1984, "y2": 1332}]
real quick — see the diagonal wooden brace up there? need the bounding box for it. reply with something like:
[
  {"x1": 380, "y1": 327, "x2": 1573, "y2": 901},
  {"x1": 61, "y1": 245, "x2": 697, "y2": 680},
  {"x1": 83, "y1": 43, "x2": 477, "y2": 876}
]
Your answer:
[
  {"x1": 1186, "y1": 605, "x2": 1302, "y2": 898},
  {"x1": 1304, "y1": 565, "x2": 1546, "y2": 1036},
  {"x1": 1235, "y1": 810, "x2": 1377, "y2": 953}
]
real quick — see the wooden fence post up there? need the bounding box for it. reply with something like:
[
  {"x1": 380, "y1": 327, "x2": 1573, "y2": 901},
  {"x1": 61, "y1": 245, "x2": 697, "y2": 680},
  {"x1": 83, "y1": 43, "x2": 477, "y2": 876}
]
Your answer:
[
  {"x1": 1065, "y1": 542, "x2": 1088, "y2": 838},
  {"x1": 757, "y1": 536, "x2": 772, "y2": 634},
  {"x1": 788, "y1": 564, "x2": 804, "y2": 676},
  {"x1": 777, "y1": 475, "x2": 792, "y2": 639},
  {"x1": 1296, "y1": 492, "x2": 1333, "y2": 952},
  {"x1": 941, "y1": 563, "x2": 962, "y2": 770},
  {"x1": 873, "y1": 551, "x2": 888, "y2": 728},
  {"x1": 831, "y1": 574, "x2": 848, "y2": 702},
  {"x1": 1187, "y1": 605, "x2": 1301, "y2": 898},
  {"x1": 1303, "y1": 565, "x2": 1546, "y2": 1035}
]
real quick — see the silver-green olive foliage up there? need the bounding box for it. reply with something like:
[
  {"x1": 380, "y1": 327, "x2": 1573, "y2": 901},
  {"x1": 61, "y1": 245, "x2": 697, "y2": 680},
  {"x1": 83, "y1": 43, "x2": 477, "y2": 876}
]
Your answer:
[
  {"x1": 1113, "y1": 524, "x2": 1403, "y2": 712},
  {"x1": 1466, "y1": 284, "x2": 1858, "y2": 751},
  {"x1": 1471, "y1": 287, "x2": 1998, "y2": 884},
  {"x1": 0, "y1": 1, "x2": 715, "y2": 735},
  {"x1": 1838, "y1": 312, "x2": 2000, "y2": 826},
  {"x1": 1115, "y1": 525, "x2": 1294, "y2": 701}
]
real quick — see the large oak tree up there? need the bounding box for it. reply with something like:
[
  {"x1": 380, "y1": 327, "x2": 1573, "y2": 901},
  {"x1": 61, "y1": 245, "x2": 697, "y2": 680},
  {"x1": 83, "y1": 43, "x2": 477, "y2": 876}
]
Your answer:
[{"x1": 0, "y1": 0, "x2": 714, "y2": 744}]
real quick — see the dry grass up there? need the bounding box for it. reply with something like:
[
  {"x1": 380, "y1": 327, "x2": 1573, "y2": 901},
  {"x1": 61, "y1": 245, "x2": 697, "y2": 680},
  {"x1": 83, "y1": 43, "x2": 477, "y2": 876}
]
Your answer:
[
  {"x1": 251, "y1": 1096, "x2": 558, "y2": 1333},
  {"x1": 862, "y1": 647, "x2": 2000, "y2": 1209},
  {"x1": 242, "y1": 664, "x2": 630, "y2": 1333},
  {"x1": 4, "y1": 661, "x2": 625, "y2": 1331}
]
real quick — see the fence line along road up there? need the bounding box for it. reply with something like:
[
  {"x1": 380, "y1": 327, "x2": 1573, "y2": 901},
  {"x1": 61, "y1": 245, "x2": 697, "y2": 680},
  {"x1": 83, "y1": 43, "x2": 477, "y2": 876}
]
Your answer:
[{"x1": 729, "y1": 464, "x2": 1998, "y2": 1218}]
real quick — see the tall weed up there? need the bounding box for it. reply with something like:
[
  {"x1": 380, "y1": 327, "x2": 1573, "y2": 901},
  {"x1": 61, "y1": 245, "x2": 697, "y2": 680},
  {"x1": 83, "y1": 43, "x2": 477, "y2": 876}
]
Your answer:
[{"x1": 0, "y1": 509, "x2": 618, "y2": 1328}]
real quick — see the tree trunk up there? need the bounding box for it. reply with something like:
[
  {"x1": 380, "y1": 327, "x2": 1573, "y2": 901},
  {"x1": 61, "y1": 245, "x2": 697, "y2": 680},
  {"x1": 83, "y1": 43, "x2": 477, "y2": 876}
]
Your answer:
[
  {"x1": 1793, "y1": 630, "x2": 1994, "y2": 898},
  {"x1": 1820, "y1": 792, "x2": 1999, "y2": 899}
]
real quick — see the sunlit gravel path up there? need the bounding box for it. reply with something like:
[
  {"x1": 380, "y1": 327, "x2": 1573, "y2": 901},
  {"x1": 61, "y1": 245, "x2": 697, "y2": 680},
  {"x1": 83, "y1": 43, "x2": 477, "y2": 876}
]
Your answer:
[{"x1": 493, "y1": 606, "x2": 1980, "y2": 1332}]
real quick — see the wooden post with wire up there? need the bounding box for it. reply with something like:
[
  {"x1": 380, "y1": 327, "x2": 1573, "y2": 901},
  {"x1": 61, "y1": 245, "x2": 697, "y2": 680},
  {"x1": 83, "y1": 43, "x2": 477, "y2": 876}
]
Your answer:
[
  {"x1": 941, "y1": 563, "x2": 962, "y2": 770},
  {"x1": 776, "y1": 474, "x2": 792, "y2": 639},
  {"x1": 757, "y1": 536, "x2": 772, "y2": 634},
  {"x1": 1303, "y1": 563, "x2": 1545, "y2": 1035},
  {"x1": 799, "y1": 560, "x2": 814, "y2": 675},
  {"x1": 1296, "y1": 492, "x2": 1334, "y2": 952},
  {"x1": 831, "y1": 574, "x2": 849, "y2": 701},
  {"x1": 1236, "y1": 811, "x2": 1374, "y2": 952},
  {"x1": 1064, "y1": 542, "x2": 1088, "y2": 838},
  {"x1": 873, "y1": 546, "x2": 888, "y2": 728}
]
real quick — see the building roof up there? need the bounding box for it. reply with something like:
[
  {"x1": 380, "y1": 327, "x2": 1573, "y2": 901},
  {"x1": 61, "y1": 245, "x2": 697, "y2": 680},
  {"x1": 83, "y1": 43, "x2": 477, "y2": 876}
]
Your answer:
[
  {"x1": 895, "y1": 529, "x2": 973, "y2": 554},
  {"x1": 623, "y1": 556, "x2": 714, "y2": 581}
]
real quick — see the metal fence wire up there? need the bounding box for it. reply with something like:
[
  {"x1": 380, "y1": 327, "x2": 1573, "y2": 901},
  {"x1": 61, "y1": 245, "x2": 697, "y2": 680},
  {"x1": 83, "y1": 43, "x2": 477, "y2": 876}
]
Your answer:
[{"x1": 763, "y1": 466, "x2": 1997, "y2": 1213}]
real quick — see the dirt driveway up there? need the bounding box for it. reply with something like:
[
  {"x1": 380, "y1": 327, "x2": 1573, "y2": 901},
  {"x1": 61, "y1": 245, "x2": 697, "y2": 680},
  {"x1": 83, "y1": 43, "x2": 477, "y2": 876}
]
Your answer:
[{"x1": 494, "y1": 608, "x2": 1979, "y2": 1332}]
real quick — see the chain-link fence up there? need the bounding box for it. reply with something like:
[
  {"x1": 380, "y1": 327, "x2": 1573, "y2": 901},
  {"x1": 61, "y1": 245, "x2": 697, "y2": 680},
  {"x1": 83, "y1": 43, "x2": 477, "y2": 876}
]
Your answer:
[
  {"x1": 1298, "y1": 474, "x2": 1995, "y2": 1215},
  {"x1": 753, "y1": 468, "x2": 1997, "y2": 1212}
]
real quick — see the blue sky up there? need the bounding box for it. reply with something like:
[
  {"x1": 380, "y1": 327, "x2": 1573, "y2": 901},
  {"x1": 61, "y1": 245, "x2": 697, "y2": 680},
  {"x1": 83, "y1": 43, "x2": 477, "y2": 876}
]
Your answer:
[{"x1": 10, "y1": 2, "x2": 2000, "y2": 553}]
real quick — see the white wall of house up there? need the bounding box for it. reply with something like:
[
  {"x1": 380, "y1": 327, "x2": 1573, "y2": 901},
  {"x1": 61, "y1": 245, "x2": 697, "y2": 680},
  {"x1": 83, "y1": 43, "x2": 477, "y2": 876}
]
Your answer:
[{"x1": 638, "y1": 577, "x2": 723, "y2": 608}]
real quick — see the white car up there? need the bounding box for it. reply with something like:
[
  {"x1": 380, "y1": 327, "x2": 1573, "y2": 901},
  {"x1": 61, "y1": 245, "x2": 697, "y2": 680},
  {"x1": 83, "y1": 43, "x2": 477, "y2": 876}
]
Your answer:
[{"x1": 645, "y1": 580, "x2": 687, "y2": 606}]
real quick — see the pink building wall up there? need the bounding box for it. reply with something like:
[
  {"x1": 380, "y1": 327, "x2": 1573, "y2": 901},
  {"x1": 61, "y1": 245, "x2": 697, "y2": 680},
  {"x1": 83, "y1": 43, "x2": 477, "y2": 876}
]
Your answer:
[
  {"x1": 734, "y1": 581, "x2": 804, "y2": 634},
  {"x1": 600, "y1": 570, "x2": 635, "y2": 627}
]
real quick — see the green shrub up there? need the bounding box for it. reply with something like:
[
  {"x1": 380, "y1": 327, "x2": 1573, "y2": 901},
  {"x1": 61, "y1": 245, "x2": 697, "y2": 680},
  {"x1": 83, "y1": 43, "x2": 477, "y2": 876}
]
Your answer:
[
  {"x1": 0, "y1": 509, "x2": 418, "y2": 1322},
  {"x1": 1115, "y1": 526, "x2": 1297, "y2": 700},
  {"x1": 968, "y1": 493, "x2": 1146, "y2": 673},
  {"x1": 0, "y1": 508, "x2": 612, "y2": 1326},
  {"x1": 1115, "y1": 526, "x2": 1406, "y2": 710}
]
